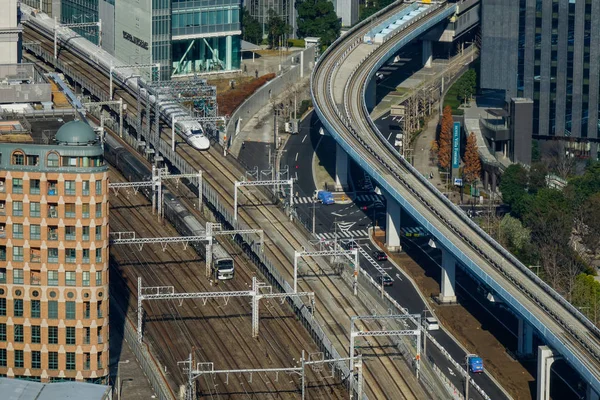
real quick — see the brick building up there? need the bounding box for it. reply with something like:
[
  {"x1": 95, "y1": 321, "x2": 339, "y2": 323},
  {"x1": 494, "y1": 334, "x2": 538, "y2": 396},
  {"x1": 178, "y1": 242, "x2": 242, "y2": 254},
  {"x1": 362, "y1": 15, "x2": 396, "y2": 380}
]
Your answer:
[{"x1": 0, "y1": 119, "x2": 109, "y2": 383}]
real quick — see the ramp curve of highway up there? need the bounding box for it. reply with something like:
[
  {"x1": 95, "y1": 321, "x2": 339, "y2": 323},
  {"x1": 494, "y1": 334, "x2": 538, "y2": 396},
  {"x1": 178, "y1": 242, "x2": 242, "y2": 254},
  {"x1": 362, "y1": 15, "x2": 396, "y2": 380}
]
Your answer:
[{"x1": 311, "y1": 0, "x2": 600, "y2": 391}]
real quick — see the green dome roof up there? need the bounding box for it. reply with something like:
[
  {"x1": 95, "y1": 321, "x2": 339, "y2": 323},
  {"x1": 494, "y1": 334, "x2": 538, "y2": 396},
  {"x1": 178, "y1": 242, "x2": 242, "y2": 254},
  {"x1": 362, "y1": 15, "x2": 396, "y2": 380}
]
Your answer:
[{"x1": 55, "y1": 120, "x2": 97, "y2": 145}]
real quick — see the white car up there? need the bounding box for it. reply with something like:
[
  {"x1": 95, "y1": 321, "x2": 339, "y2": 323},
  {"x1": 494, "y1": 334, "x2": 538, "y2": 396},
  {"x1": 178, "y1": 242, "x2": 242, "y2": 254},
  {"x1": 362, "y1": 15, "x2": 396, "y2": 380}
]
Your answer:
[{"x1": 425, "y1": 317, "x2": 439, "y2": 331}]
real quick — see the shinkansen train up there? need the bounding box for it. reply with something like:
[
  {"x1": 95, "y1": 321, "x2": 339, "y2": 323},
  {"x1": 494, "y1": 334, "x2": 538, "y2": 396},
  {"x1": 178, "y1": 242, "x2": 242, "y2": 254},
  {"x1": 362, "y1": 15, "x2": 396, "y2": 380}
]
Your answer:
[
  {"x1": 21, "y1": 3, "x2": 211, "y2": 150},
  {"x1": 104, "y1": 134, "x2": 234, "y2": 279}
]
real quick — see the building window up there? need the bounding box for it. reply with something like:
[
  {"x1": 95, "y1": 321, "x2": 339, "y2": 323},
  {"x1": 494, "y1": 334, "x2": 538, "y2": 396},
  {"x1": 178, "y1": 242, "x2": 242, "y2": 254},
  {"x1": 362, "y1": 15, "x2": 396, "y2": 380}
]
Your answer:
[
  {"x1": 66, "y1": 326, "x2": 76, "y2": 345},
  {"x1": 66, "y1": 271, "x2": 76, "y2": 286},
  {"x1": 82, "y1": 226, "x2": 90, "y2": 241},
  {"x1": 12, "y1": 201, "x2": 23, "y2": 216},
  {"x1": 82, "y1": 181, "x2": 90, "y2": 195},
  {"x1": 30, "y1": 179, "x2": 40, "y2": 195},
  {"x1": 65, "y1": 226, "x2": 76, "y2": 241},
  {"x1": 48, "y1": 326, "x2": 58, "y2": 344},
  {"x1": 84, "y1": 353, "x2": 90, "y2": 370},
  {"x1": 13, "y1": 247, "x2": 23, "y2": 262},
  {"x1": 12, "y1": 178, "x2": 23, "y2": 194},
  {"x1": 32, "y1": 351, "x2": 41, "y2": 369},
  {"x1": 48, "y1": 352, "x2": 58, "y2": 370},
  {"x1": 0, "y1": 349, "x2": 6, "y2": 367},
  {"x1": 13, "y1": 223, "x2": 23, "y2": 239},
  {"x1": 14, "y1": 299, "x2": 23, "y2": 317},
  {"x1": 14, "y1": 324, "x2": 23, "y2": 342},
  {"x1": 13, "y1": 268, "x2": 23, "y2": 283},
  {"x1": 97, "y1": 301, "x2": 103, "y2": 318},
  {"x1": 47, "y1": 181, "x2": 58, "y2": 195},
  {"x1": 66, "y1": 248, "x2": 76, "y2": 263},
  {"x1": 97, "y1": 327, "x2": 103, "y2": 344},
  {"x1": 65, "y1": 180, "x2": 76, "y2": 195},
  {"x1": 12, "y1": 151, "x2": 24, "y2": 165},
  {"x1": 0, "y1": 267, "x2": 5, "y2": 282},
  {"x1": 31, "y1": 300, "x2": 40, "y2": 318},
  {"x1": 96, "y1": 248, "x2": 102, "y2": 263},
  {"x1": 82, "y1": 249, "x2": 90, "y2": 263},
  {"x1": 0, "y1": 298, "x2": 5, "y2": 316},
  {"x1": 48, "y1": 270, "x2": 58, "y2": 286},
  {"x1": 82, "y1": 203, "x2": 90, "y2": 218},
  {"x1": 96, "y1": 271, "x2": 102, "y2": 286},
  {"x1": 84, "y1": 302, "x2": 91, "y2": 319},
  {"x1": 66, "y1": 301, "x2": 76, "y2": 319},
  {"x1": 47, "y1": 152, "x2": 59, "y2": 167},
  {"x1": 48, "y1": 300, "x2": 58, "y2": 319},
  {"x1": 95, "y1": 203, "x2": 102, "y2": 218},
  {"x1": 26, "y1": 155, "x2": 39, "y2": 166},
  {"x1": 31, "y1": 325, "x2": 40, "y2": 343},
  {"x1": 84, "y1": 327, "x2": 90, "y2": 344},
  {"x1": 48, "y1": 226, "x2": 58, "y2": 240},
  {"x1": 30, "y1": 224, "x2": 41, "y2": 240},
  {"x1": 95, "y1": 226, "x2": 102, "y2": 240},
  {"x1": 30, "y1": 202, "x2": 40, "y2": 217},
  {"x1": 66, "y1": 352, "x2": 75, "y2": 370},
  {"x1": 63, "y1": 156, "x2": 77, "y2": 167},
  {"x1": 83, "y1": 271, "x2": 90, "y2": 286},
  {"x1": 65, "y1": 203, "x2": 76, "y2": 218},
  {"x1": 95, "y1": 180, "x2": 102, "y2": 195},
  {"x1": 0, "y1": 323, "x2": 5, "y2": 341},
  {"x1": 97, "y1": 352, "x2": 103, "y2": 369},
  {"x1": 14, "y1": 349, "x2": 23, "y2": 368}
]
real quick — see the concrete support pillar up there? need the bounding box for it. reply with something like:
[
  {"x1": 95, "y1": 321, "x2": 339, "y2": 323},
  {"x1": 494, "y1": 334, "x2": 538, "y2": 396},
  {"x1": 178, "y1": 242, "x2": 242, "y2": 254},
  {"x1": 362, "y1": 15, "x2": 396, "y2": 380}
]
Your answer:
[
  {"x1": 537, "y1": 346, "x2": 555, "y2": 400},
  {"x1": 587, "y1": 385, "x2": 600, "y2": 400},
  {"x1": 491, "y1": 171, "x2": 497, "y2": 193},
  {"x1": 385, "y1": 195, "x2": 401, "y2": 252},
  {"x1": 517, "y1": 317, "x2": 534, "y2": 356},
  {"x1": 365, "y1": 78, "x2": 377, "y2": 112},
  {"x1": 422, "y1": 40, "x2": 433, "y2": 68},
  {"x1": 439, "y1": 248, "x2": 457, "y2": 303},
  {"x1": 483, "y1": 169, "x2": 489, "y2": 191},
  {"x1": 335, "y1": 143, "x2": 349, "y2": 191},
  {"x1": 226, "y1": 35, "x2": 232, "y2": 70}
]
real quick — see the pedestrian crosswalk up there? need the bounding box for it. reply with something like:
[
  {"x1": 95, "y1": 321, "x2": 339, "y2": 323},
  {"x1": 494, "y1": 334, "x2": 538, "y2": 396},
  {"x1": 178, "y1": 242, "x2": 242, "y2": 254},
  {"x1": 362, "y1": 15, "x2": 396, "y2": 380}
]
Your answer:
[
  {"x1": 293, "y1": 194, "x2": 385, "y2": 204},
  {"x1": 315, "y1": 230, "x2": 369, "y2": 239}
]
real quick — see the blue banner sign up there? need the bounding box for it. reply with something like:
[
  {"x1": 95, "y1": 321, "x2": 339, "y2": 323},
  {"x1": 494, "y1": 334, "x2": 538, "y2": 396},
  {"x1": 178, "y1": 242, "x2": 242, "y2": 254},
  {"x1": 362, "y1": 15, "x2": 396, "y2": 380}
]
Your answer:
[{"x1": 452, "y1": 121, "x2": 461, "y2": 169}]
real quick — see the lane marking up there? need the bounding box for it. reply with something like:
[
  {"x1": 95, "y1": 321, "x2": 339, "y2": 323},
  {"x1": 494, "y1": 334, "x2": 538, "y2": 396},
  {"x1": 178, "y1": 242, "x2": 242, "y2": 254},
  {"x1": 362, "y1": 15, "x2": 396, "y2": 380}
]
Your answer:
[
  {"x1": 295, "y1": 152, "x2": 299, "y2": 162},
  {"x1": 302, "y1": 134, "x2": 308, "y2": 143}
]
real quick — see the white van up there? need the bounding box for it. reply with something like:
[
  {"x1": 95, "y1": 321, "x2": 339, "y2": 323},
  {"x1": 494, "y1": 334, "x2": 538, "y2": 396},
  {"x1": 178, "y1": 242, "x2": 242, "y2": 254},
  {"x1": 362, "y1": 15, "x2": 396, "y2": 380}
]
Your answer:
[{"x1": 425, "y1": 317, "x2": 440, "y2": 331}]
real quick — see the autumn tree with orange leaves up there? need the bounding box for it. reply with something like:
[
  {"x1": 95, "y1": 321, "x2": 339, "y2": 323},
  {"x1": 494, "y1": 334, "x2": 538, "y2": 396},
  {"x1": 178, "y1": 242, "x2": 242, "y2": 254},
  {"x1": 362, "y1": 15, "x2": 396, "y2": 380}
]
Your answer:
[
  {"x1": 463, "y1": 132, "x2": 481, "y2": 183},
  {"x1": 437, "y1": 106, "x2": 453, "y2": 170}
]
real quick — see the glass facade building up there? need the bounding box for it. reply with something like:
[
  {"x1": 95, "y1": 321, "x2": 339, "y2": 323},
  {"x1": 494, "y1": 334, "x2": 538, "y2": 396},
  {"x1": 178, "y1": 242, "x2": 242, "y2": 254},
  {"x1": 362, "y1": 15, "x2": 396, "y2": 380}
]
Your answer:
[{"x1": 481, "y1": 0, "x2": 599, "y2": 159}]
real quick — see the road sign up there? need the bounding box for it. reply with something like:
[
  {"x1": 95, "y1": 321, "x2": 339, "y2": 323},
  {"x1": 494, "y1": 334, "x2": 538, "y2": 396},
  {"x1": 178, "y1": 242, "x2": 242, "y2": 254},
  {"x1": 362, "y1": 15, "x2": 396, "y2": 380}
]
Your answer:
[
  {"x1": 454, "y1": 178, "x2": 463, "y2": 187},
  {"x1": 452, "y1": 122, "x2": 461, "y2": 169}
]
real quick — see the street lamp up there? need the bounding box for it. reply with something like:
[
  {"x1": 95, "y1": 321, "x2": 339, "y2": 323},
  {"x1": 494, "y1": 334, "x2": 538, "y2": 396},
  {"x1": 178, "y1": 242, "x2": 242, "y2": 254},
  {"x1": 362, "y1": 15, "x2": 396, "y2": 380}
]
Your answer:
[
  {"x1": 422, "y1": 309, "x2": 431, "y2": 357},
  {"x1": 117, "y1": 359, "x2": 130, "y2": 400},
  {"x1": 464, "y1": 355, "x2": 470, "y2": 400}
]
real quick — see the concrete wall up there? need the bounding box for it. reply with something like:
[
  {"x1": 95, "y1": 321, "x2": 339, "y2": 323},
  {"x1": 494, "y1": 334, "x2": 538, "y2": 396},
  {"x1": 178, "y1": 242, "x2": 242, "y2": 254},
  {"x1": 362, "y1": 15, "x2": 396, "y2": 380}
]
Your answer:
[
  {"x1": 114, "y1": 0, "x2": 152, "y2": 65},
  {"x1": 98, "y1": 0, "x2": 115, "y2": 55},
  {"x1": 226, "y1": 45, "x2": 316, "y2": 145}
]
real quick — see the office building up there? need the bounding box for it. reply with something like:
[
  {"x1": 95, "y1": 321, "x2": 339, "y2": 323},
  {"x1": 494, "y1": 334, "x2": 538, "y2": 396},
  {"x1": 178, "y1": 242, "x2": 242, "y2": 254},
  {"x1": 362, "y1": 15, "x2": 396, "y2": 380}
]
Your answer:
[
  {"x1": 335, "y1": 0, "x2": 358, "y2": 27},
  {"x1": 0, "y1": 119, "x2": 109, "y2": 383},
  {"x1": 247, "y1": 0, "x2": 296, "y2": 38},
  {"x1": 0, "y1": 0, "x2": 22, "y2": 64},
  {"x1": 480, "y1": 0, "x2": 599, "y2": 162}
]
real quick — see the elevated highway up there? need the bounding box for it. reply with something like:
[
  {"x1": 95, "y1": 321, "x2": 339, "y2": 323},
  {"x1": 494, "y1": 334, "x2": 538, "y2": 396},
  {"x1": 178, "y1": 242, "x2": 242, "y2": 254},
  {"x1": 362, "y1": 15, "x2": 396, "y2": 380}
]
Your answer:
[{"x1": 312, "y1": 0, "x2": 600, "y2": 396}]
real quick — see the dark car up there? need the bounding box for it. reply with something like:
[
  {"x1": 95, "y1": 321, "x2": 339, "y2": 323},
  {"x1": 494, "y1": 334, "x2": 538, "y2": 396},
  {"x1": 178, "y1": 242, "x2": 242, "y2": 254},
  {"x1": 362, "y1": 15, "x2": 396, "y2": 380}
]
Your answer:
[
  {"x1": 373, "y1": 251, "x2": 387, "y2": 261},
  {"x1": 341, "y1": 240, "x2": 358, "y2": 250},
  {"x1": 378, "y1": 275, "x2": 394, "y2": 286}
]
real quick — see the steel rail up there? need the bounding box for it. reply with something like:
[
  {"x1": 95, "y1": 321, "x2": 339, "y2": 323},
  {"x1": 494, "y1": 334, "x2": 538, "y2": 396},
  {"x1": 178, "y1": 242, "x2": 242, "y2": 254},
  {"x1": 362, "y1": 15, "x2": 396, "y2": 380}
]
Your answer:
[{"x1": 312, "y1": 0, "x2": 600, "y2": 391}]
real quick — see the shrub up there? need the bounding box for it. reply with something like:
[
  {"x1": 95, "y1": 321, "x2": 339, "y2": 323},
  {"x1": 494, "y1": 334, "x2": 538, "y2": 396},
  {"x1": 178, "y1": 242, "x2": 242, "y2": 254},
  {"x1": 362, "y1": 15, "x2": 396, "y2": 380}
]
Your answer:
[{"x1": 218, "y1": 73, "x2": 277, "y2": 116}]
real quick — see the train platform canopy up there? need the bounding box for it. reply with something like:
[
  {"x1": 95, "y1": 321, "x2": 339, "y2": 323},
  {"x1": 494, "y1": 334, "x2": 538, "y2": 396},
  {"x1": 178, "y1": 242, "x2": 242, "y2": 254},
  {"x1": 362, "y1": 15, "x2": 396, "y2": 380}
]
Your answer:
[{"x1": 1, "y1": 377, "x2": 111, "y2": 400}]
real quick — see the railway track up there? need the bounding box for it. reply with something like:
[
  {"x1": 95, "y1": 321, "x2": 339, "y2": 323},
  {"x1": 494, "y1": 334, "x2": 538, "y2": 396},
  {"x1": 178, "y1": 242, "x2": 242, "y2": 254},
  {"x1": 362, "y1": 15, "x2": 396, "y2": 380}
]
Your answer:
[
  {"x1": 23, "y1": 21, "x2": 430, "y2": 399},
  {"x1": 313, "y1": 0, "x2": 600, "y2": 389},
  {"x1": 109, "y1": 167, "x2": 347, "y2": 398}
]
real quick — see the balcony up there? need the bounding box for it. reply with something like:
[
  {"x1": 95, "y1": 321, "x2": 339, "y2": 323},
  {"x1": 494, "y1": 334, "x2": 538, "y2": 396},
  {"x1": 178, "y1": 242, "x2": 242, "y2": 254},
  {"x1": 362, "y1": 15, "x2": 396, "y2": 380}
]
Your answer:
[
  {"x1": 0, "y1": 225, "x2": 5, "y2": 238},
  {"x1": 47, "y1": 205, "x2": 58, "y2": 218},
  {"x1": 30, "y1": 249, "x2": 41, "y2": 263},
  {"x1": 47, "y1": 182, "x2": 58, "y2": 196},
  {"x1": 0, "y1": 180, "x2": 5, "y2": 193}
]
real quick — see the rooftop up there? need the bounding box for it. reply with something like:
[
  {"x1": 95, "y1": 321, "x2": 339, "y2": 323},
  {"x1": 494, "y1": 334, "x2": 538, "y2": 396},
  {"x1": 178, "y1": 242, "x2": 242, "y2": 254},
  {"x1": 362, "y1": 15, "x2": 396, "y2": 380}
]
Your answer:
[
  {"x1": 0, "y1": 377, "x2": 111, "y2": 400},
  {"x1": 0, "y1": 114, "x2": 80, "y2": 145}
]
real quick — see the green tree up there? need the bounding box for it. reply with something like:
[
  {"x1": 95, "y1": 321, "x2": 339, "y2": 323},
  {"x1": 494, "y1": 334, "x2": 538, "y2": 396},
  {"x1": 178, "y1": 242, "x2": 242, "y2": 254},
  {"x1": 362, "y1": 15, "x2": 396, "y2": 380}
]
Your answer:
[
  {"x1": 580, "y1": 193, "x2": 600, "y2": 254},
  {"x1": 266, "y1": 9, "x2": 290, "y2": 49},
  {"x1": 499, "y1": 164, "x2": 529, "y2": 209},
  {"x1": 296, "y1": 0, "x2": 341, "y2": 46},
  {"x1": 456, "y1": 69, "x2": 476, "y2": 105},
  {"x1": 242, "y1": 7, "x2": 262, "y2": 45},
  {"x1": 528, "y1": 162, "x2": 548, "y2": 195}
]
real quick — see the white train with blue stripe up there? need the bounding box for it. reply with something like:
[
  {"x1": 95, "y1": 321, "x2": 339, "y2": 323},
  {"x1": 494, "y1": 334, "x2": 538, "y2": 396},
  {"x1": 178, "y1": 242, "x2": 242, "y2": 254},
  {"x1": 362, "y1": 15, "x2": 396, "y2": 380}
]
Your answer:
[{"x1": 21, "y1": 3, "x2": 211, "y2": 150}]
